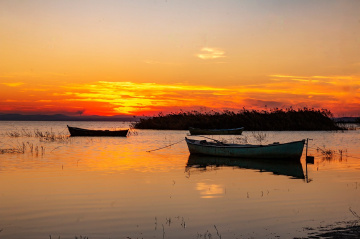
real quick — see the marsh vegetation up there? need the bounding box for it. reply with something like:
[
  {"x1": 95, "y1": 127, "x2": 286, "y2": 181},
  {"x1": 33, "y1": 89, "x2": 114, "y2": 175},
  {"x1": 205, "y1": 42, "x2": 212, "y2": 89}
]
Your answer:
[
  {"x1": 1, "y1": 129, "x2": 70, "y2": 155},
  {"x1": 133, "y1": 108, "x2": 342, "y2": 131}
]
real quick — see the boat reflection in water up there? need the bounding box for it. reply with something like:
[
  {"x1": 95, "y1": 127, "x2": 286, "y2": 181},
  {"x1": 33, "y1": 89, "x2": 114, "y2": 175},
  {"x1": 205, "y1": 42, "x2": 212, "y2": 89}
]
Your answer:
[{"x1": 186, "y1": 154, "x2": 305, "y2": 180}]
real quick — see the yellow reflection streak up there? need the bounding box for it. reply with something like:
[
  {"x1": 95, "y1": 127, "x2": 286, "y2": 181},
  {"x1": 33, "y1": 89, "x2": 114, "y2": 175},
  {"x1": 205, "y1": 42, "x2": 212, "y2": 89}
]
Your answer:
[{"x1": 196, "y1": 182, "x2": 224, "y2": 199}]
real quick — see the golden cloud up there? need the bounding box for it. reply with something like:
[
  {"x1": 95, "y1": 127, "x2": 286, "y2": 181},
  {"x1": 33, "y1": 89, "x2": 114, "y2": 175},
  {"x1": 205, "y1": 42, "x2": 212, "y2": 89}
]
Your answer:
[{"x1": 196, "y1": 47, "x2": 226, "y2": 60}]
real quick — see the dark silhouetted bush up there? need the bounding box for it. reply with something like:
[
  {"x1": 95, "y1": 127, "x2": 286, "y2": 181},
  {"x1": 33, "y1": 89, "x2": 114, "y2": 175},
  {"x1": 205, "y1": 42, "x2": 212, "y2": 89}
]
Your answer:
[{"x1": 132, "y1": 108, "x2": 343, "y2": 131}]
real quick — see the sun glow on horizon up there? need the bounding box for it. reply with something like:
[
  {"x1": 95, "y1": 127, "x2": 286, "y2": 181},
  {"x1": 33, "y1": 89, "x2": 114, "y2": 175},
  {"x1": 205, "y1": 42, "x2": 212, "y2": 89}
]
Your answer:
[{"x1": 1, "y1": 74, "x2": 359, "y2": 117}]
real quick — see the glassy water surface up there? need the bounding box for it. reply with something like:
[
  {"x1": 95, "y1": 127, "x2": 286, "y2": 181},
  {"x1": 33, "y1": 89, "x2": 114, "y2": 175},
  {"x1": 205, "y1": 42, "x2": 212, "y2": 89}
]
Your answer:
[{"x1": 0, "y1": 121, "x2": 359, "y2": 238}]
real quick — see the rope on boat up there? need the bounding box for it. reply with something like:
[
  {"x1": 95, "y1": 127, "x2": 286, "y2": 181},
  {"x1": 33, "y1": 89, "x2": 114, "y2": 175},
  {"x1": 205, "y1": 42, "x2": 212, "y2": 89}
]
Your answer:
[{"x1": 146, "y1": 139, "x2": 185, "y2": 152}]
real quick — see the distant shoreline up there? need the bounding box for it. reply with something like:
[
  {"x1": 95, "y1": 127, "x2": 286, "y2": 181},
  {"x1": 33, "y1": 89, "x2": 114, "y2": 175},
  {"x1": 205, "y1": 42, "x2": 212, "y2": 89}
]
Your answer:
[
  {"x1": 0, "y1": 114, "x2": 140, "y2": 122},
  {"x1": 1, "y1": 113, "x2": 359, "y2": 125}
]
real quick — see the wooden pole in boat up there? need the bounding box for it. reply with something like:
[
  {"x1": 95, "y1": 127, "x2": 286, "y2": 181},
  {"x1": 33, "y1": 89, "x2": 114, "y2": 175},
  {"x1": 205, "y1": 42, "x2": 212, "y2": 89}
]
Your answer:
[
  {"x1": 305, "y1": 138, "x2": 314, "y2": 164},
  {"x1": 305, "y1": 138, "x2": 314, "y2": 183},
  {"x1": 306, "y1": 138, "x2": 308, "y2": 183}
]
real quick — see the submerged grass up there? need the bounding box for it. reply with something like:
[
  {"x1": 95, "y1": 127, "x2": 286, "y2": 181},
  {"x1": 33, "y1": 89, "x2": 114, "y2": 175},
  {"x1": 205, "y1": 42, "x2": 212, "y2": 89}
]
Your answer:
[{"x1": 133, "y1": 107, "x2": 343, "y2": 131}]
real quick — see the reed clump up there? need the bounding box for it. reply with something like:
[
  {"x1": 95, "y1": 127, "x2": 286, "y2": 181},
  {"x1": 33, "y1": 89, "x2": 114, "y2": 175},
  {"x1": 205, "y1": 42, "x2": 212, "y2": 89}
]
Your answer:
[
  {"x1": 0, "y1": 143, "x2": 25, "y2": 154},
  {"x1": 34, "y1": 129, "x2": 68, "y2": 142},
  {"x1": 0, "y1": 148, "x2": 22, "y2": 154},
  {"x1": 0, "y1": 142, "x2": 45, "y2": 155},
  {"x1": 6, "y1": 131, "x2": 21, "y2": 137},
  {"x1": 2, "y1": 129, "x2": 69, "y2": 155},
  {"x1": 6, "y1": 129, "x2": 33, "y2": 137},
  {"x1": 6, "y1": 129, "x2": 69, "y2": 142},
  {"x1": 316, "y1": 146, "x2": 347, "y2": 162},
  {"x1": 132, "y1": 107, "x2": 342, "y2": 131},
  {"x1": 317, "y1": 147, "x2": 335, "y2": 160}
]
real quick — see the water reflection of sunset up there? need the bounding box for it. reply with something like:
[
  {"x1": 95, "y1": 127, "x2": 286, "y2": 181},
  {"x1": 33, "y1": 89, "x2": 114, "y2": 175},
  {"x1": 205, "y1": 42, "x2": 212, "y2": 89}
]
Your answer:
[
  {"x1": 196, "y1": 181, "x2": 225, "y2": 199},
  {"x1": 1, "y1": 122, "x2": 360, "y2": 238},
  {"x1": 60, "y1": 143, "x2": 186, "y2": 173}
]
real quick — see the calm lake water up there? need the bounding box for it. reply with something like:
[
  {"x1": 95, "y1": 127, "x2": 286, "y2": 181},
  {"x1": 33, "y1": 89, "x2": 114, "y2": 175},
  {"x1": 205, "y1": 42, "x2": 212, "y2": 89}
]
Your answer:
[{"x1": 0, "y1": 121, "x2": 359, "y2": 239}]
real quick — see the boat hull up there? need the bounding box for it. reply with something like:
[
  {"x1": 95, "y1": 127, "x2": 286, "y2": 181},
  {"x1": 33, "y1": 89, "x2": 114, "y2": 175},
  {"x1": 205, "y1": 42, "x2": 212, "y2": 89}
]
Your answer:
[
  {"x1": 189, "y1": 127, "x2": 244, "y2": 135},
  {"x1": 185, "y1": 137, "x2": 305, "y2": 160},
  {"x1": 67, "y1": 126, "x2": 129, "y2": 137}
]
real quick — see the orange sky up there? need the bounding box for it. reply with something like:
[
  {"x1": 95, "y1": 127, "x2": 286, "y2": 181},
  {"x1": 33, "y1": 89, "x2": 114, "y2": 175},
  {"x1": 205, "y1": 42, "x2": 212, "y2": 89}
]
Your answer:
[{"x1": 1, "y1": 1, "x2": 360, "y2": 117}]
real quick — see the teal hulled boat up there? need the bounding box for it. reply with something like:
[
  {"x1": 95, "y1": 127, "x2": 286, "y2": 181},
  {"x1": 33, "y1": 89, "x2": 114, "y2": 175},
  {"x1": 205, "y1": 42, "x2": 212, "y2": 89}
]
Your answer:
[{"x1": 185, "y1": 137, "x2": 305, "y2": 160}]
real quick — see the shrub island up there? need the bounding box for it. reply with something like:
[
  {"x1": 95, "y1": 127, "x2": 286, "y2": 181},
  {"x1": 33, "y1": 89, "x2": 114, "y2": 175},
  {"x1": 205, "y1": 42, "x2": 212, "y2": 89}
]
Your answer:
[{"x1": 132, "y1": 108, "x2": 343, "y2": 131}]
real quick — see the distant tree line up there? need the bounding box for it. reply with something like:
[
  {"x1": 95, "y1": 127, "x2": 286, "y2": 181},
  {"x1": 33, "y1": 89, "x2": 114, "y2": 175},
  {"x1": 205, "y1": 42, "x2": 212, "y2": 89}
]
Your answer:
[{"x1": 132, "y1": 107, "x2": 343, "y2": 131}]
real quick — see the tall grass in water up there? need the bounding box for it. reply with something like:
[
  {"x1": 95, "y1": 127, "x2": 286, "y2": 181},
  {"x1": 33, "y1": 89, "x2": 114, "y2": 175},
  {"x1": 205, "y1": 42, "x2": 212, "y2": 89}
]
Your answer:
[
  {"x1": 34, "y1": 129, "x2": 69, "y2": 142},
  {"x1": 0, "y1": 142, "x2": 44, "y2": 155},
  {"x1": 6, "y1": 129, "x2": 33, "y2": 137},
  {"x1": 6, "y1": 129, "x2": 69, "y2": 141},
  {"x1": 2, "y1": 129, "x2": 69, "y2": 155},
  {"x1": 0, "y1": 142, "x2": 26, "y2": 154},
  {"x1": 6, "y1": 131, "x2": 21, "y2": 137},
  {"x1": 316, "y1": 146, "x2": 347, "y2": 162},
  {"x1": 133, "y1": 107, "x2": 343, "y2": 131}
]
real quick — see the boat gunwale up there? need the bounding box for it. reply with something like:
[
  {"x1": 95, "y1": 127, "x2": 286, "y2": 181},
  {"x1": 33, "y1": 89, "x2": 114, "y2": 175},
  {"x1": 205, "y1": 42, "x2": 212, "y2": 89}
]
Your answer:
[
  {"x1": 189, "y1": 127, "x2": 244, "y2": 132},
  {"x1": 185, "y1": 137, "x2": 305, "y2": 149}
]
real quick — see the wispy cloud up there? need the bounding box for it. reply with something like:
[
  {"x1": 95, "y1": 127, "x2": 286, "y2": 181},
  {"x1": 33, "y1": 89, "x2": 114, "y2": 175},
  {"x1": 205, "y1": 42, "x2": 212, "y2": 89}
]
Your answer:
[
  {"x1": 144, "y1": 60, "x2": 179, "y2": 65},
  {"x1": 196, "y1": 47, "x2": 226, "y2": 60},
  {"x1": 0, "y1": 72, "x2": 66, "y2": 78},
  {"x1": 1, "y1": 82, "x2": 24, "y2": 87},
  {"x1": 270, "y1": 75, "x2": 309, "y2": 79},
  {"x1": 270, "y1": 74, "x2": 356, "y2": 82}
]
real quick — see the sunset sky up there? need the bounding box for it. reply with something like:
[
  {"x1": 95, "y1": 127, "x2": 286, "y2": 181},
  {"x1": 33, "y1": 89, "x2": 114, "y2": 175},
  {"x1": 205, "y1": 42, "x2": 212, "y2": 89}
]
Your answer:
[{"x1": 1, "y1": 0, "x2": 360, "y2": 116}]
